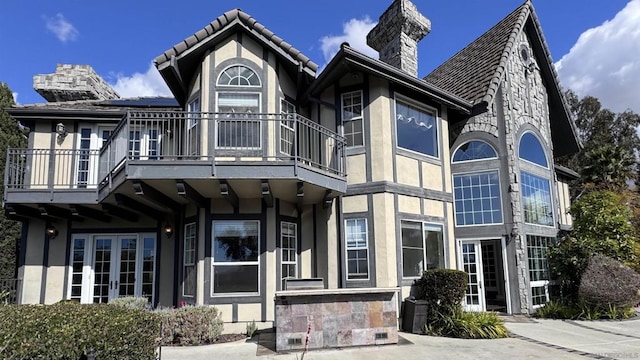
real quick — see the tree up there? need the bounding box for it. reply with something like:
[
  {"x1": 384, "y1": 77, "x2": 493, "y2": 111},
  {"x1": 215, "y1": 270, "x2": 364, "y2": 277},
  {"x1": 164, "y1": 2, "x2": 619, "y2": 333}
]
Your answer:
[
  {"x1": 0, "y1": 82, "x2": 26, "y2": 279},
  {"x1": 558, "y1": 91, "x2": 640, "y2": 193},
  {"x1": 548, "y1": 190, "x2": 639, "y2": 299}
]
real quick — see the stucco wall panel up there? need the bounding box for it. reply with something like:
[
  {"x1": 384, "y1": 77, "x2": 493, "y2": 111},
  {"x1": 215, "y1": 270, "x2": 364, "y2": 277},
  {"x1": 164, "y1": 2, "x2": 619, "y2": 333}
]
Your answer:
[
  {"x1": 343, "y1": 195, "x2": 368, "y2": 214},
  {"x1": 373, "y1": 193, "x2": 397, "y2": 287},
  {"x1": 347, "y1": 154, "x2": 367, "y2": 185},
  {"x1": 396, "y1": 156, "x2": 420, "y2": 187}
]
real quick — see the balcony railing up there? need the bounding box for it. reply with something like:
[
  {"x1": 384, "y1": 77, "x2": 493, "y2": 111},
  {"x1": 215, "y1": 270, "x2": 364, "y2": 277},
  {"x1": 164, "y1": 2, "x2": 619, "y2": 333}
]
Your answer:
[{"x1": 4, "y1": 111, "x2": 346, "y2": 191}]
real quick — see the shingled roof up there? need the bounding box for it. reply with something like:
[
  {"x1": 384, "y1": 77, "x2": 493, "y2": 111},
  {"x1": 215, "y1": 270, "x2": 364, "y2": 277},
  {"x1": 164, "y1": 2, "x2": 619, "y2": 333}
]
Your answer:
[{"x1": 425, "y1": 3, "x2": 529, "y2": 107}]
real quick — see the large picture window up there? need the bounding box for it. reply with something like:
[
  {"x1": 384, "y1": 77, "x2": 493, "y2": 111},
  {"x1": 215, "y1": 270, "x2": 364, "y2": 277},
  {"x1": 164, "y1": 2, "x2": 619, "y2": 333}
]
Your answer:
[
  {"x1": 216, "y1": 93, "x2": 261, "y2": 149},
  {"x1": 521, "y1": 172, "x2": 553, "y2": 226},
  {"x1": 401, "y1": 221, "x2": 445, "y2": 278},
  {"x1": 183, "y1": 222, "x2": 196, "y2": 297},
  {"x1": 341, "y1": 91, "x2": 364, "y2": 147},
  {"x1": 345, "y1": 218, "x2": 369, "y2": 280},
  {"x1": 212, "y1": 221, "x2": 259, "y2": 295},
  {"x1": 396, "y1": 100, "x2": 438, "y2": 157},
  {"x1": 527, "y1": 235, "x2": 554, "y2": 306},
  {"x1": 453, "y1": 171, "x2": 502, "y2": 226}
]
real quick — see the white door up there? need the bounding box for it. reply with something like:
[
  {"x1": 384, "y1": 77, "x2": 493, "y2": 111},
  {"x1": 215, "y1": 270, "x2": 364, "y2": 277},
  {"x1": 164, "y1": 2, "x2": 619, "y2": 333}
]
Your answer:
[
  {"x1": 459, "y1": 240, "x2": 485, "y2": 312},
  {"x1": 91, "y1": 235, "x2": 138, "y2": 303}
]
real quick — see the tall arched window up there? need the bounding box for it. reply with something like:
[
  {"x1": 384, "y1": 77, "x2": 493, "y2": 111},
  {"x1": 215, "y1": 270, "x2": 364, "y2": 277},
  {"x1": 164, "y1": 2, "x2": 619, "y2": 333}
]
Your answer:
[
  {"x1": 519, "y1": 132, "x2": 552, "y2": 226},
  {"x1": 452, "y1": 140, "x2": 502, "y2": 226},
  {"x1": 216, "y1": 65, "x2": 262, "y2": 150}
]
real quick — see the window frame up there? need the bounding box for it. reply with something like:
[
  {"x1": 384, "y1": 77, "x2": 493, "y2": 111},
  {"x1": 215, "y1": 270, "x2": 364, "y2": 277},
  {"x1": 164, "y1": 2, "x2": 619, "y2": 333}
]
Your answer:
[
  {"x1": 344, "y1": 218, "x2": 370, "y2": 281},
  {"x1": 453, "y1": 170, "x2": 504, "y2": 227},
  {"x1": 519, "y1": 132, "x2": 549, "y2": 169},
  {"x1": 520, "y1": 171, "x2": 554, "y2": 227},
  {"x1": 394, "y1": 96, "x2": 439, "y2": 159},
  {"x1": 211, "y1": 220, "x2": 261, "y2": 296},
  {"x1": 280, "y1": 98, "x2": 296, "y2": 156},
  {"x1": 280, "y1": 221, "x2": 298, "y2": 289},
  {"x1": 341, "y1": 90, "x2": 364, "y2": 148},
  {"x1": 214, "y1": 92, "x2": 263, "y2": 151},
  {"x1": 527, "y1": 235, "x2": 554, "y2": 308},
  {"x1": 400, "y1": 220, "x2": 446, "y2": 279},
  {"x1": 183, "y1": 222, "x2": 197, "y2": 297},
  {"x1": 216, "y1": 65, "x2": 262, "y2": 87},
  {"x1": 452, "y1": 140, "x2": 498, "y2": 163}
]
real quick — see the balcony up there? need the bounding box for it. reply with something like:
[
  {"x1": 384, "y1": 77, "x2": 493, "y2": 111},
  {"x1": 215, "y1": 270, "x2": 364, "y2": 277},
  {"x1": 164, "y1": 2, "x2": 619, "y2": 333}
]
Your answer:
[{"x1": 4, "y1": 111, "x2": 347, "y2": 208}]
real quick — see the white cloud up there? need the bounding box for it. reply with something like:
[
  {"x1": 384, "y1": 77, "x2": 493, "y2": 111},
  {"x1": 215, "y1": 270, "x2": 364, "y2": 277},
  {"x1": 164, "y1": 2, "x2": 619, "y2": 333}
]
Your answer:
[
  {"x1": 556, "y1": 0, "x2": 640, "y2": 113},
  {"x1": 109, "y1": 62, "x2": 172, "y2": 98},
  {"x1": 319, "y1": 17, "x2": 378, "y2": 65},
  {"x1": 12, "y1": 92, "x2": 18, "y2": 105},
  {"x1": 44, "y1": 13, "x2": 79, "y2": 43}
]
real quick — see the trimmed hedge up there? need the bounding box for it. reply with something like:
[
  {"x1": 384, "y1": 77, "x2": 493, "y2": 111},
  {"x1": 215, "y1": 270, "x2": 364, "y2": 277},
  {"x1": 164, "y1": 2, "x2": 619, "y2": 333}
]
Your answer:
[
  {"x1": 415, "y1": 269, "x2": 467, "y2": 308},
  {"x1": 0, "y1": 303, "x2": 158, "y2": 359},
  {"x1": 156, "y1": 306, "x2": 224, "y2": 346}
]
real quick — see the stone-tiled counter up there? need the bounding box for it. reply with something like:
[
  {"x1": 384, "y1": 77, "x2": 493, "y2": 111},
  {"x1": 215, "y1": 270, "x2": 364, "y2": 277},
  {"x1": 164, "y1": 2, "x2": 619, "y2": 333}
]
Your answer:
[{"x1": 274, "y1": 287, "x2": 400, "y2": 352}]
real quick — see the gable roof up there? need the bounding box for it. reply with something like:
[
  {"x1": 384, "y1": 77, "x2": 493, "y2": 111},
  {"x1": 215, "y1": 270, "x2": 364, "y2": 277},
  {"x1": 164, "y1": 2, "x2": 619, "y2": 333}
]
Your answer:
[
  {"x1": 154, "y1": 9, "x2": 317, "y2": 105},
  {"x1": 424, "y1": 1, "x2": 580, "y2": 157}
]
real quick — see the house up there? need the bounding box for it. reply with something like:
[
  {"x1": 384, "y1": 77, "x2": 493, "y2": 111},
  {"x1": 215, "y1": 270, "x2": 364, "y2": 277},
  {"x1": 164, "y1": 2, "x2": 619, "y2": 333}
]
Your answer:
[{"x1": 4, "y1": 0, "x2": 579, "y2": 327}]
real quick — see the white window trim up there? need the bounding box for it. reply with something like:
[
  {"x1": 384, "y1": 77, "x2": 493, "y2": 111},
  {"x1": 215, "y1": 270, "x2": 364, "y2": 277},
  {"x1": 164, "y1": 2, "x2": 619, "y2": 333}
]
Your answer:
[
  {"x1": 520, "y1": 171, "x2": 555, "y2": 228},
  {"x1": 216, "y1": 65, "x2": 262, "y2": 87},
  {"x1": 341, "y1": 90, "x2": 365, "y2": 149},
  {"x1": 400, "y1": 220, "x2": 446, "y2": 279},
  {"x1": 211, "y1": 220, "x2": 261, "y2": 297},
  {"x1": 280, "y1": 222, "x2": 298, "y2": 287},
  {"x1": 451, "y1": 140, "x2": 498, "y2": 163},
  {"x1": 67, "y1": 233, "x2": 156, "y2": 304},
  {"x1": 394, "y1": 95, "x2": 440, "y2": 160},
  {"x1": 183, "y1": 222, "x2": 197, "y2": 297},
  {"x1": 345, "y1": 218, "x2": 370, "y2": 281},
  {"x1": 453, "y1": 169, "x2": 504, "y2": 227}
]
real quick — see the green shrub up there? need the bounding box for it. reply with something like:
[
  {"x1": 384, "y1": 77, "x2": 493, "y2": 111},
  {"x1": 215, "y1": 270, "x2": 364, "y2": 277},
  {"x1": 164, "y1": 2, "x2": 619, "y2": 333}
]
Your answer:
[
  {"x1": 156, "y1": 306, "x2": 224, "y2": 345},
  {"x1": 579, "y1": 255, "x2": 640, "y2": 308},
  {"x1": 423, "y1": 308, "x2": 507, "y2": 339},
  {"x1": 110, "y1": 296, "x2": 151, "y2": 310},
  {"x1": 416, "y1": 269, "x2": 467, "y2": 321},
  {"x1": 0, "y1": 303, "x2": 158, "y2": 359},
  {"x1": 535, "y1": 299, "x2": 635, "y2": 320}
]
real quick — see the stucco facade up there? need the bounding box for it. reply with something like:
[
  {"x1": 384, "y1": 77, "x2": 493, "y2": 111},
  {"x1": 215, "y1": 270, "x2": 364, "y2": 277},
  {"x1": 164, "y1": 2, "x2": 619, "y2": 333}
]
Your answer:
[{"x1": 4, "y1": 0, "x2": 579, "y2": 325}]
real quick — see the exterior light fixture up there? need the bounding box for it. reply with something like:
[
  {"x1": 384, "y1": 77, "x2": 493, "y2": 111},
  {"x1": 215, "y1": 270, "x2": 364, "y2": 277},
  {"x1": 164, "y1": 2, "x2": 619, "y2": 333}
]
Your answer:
[
  {"x1": 55, "y1": 123, "x2": 68, "y2": 144},
  {"x1": 164, "y1": 224, "x2": 174, "y2": 238},
  {"x1": 46, "y1": 224, "x2": 58, "y2": 239}
]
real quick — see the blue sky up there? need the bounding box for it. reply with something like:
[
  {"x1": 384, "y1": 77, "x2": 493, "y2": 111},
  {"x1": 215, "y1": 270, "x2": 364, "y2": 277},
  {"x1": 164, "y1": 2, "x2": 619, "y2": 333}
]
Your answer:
[{"x1": 1, "y1": 1, "x2": 638, "y2": 112}]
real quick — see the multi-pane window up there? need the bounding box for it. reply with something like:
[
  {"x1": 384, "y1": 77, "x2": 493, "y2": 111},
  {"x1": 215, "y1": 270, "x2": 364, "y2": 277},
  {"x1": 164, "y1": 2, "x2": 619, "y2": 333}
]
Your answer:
[
  {"x1": 129, "y1": 130, "x2": 141, "y2": 159},
  {"x1": 519, "y1": 133, "x2": 548, "y2": 167},
  {"x1": 453, "y1": 171, "x2": 502, "y2": 226},
  {"x1": 217, "y1": 65, "x2": 261, "y2": 86},
  {"x1": 217, "y1": 93, "x2": 261, "y2": 149},
  {"x1": 280, "y1": 222, "x2": 297, "y2": 288},
  {"x1": 183, "y1": 222, "x2": 196, "y2": 297},
  {"x1": 396, "y1": 100, "x2": 438, "y2": 157},
  {"x1": 280, "y1": 99, "x2": 296, "y2": 156},
  {"x1": 453, "y1": 141, "x2": 497, "y2": 162},
  {"x1": 77, "y1": 128, "x2": 91, "y2": 188},
  {"x1": 70, "y1": 238, "x2": 85, "y2": 301},
  {"x1": 341, "y1": 91, "x2": 364, "y2": 147},
  {"x1": 141, "y1": 236, "x2": 155, "y2": 303},
  {"x1": 345, "y1": 218, "x2": 369, "y2": 280},
  {"x1": 527, "y1": 235, "x2": 554, "y2": 306},
  {"x1": 401, "y1": 221, "x2": 445, "y2": 278},
  {"x1": 212, "y1": 221, "x2": 259, "y2": 295},
  {"x1": 521, "y1": 172, "x2": 553, "y2": 226},
  {"x1": 186, "y1": 97, "x2": 200, "y2": 156}
]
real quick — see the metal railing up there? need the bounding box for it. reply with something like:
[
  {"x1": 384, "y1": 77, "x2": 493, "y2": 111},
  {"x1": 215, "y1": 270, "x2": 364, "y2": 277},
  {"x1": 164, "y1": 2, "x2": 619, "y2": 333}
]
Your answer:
[
  {"x1": 98, "y1": 111, "x2": 346, "y2": 181},
  {"x1": 0, "y1": 278, "x2": 20, "y2": 304},
  {"x1": 5, "y1": 149, "x2": 100, "y2": 189},
  {"x1": 4, "y1": 111, "x2": 346, "y2": 191}
]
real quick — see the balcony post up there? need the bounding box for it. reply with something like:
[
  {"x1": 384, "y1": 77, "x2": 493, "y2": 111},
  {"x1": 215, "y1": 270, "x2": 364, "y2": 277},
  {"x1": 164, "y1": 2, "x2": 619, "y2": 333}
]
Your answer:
[{"x1": 294, "y1": 114, "x2": 299, "y2": 176}]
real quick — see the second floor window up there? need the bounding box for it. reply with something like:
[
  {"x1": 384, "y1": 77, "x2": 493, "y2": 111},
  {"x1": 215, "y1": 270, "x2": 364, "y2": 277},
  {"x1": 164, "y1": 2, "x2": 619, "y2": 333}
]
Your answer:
[
  {"x1": 341, "y1": 91, "x2": 364, "y2": 147},
  {"x1": 396, "y1": 100, "x2": 438, "y2": 158}
]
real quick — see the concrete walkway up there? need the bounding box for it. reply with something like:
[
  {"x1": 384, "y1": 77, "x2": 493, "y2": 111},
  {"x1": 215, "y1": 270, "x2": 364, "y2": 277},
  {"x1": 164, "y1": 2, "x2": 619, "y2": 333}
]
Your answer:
[{"x1": 160, "y1": 317, "x2": 640, "y2": 360}]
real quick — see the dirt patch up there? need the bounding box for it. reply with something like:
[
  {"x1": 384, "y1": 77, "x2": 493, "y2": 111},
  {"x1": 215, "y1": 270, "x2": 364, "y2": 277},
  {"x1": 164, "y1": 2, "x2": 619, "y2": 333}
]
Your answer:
[{"x1": 215, "y1": 333, "x2": 247, "y2": 343}]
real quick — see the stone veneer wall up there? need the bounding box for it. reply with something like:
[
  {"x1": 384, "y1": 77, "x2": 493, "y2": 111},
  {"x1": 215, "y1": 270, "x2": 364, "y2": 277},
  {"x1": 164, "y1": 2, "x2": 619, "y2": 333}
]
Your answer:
[{"x1": 275, "y1": 290, "x2": 398, "y2": 351}]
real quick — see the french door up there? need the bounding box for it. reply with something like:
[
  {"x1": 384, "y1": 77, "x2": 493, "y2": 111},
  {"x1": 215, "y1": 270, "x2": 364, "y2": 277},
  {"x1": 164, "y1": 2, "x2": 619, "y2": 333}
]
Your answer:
[
  {"x1": 458, "y1": 240, "x2": 485, "y2": 312},
  {"x1": 69, "y1": 233, "x2": 156, "y2": 304}
]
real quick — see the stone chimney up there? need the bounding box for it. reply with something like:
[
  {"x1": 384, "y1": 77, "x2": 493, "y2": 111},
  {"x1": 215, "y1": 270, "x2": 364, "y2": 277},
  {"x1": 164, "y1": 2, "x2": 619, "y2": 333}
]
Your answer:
[
  {"x1": 33, "y1": 64, "x2": 120, "y2": 102},
  {"x1": 366, "y1": 0, "x2": 430, "y2": 77}
]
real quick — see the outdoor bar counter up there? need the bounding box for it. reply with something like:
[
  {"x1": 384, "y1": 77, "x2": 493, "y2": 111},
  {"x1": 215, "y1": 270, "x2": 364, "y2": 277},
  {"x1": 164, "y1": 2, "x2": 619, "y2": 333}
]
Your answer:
[{"x1": 274, "y1": 287, "x2": 400, "y2": 352}]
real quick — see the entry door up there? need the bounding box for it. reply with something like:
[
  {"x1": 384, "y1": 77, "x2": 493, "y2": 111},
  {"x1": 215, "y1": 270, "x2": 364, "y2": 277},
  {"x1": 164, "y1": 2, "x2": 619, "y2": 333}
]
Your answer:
[
  {"x1": 91, "y1": 235, "x2": 139, "y2": 303},
  {"x1": 75, "y1": 126, "x2": 114, "y2": 188},
  {"x1": 459, "y1": 240, "x2": 485, "y2": 312}
]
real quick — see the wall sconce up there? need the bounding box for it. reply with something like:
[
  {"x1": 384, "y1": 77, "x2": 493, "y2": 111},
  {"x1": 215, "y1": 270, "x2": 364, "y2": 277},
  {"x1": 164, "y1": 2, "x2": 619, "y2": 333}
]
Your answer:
[
  {"x1": 46, "y1": 224, "x2": 58, "y2": 239},
  {"x1": 163, "y1": 224, "x2": 174, "y2": 238},
  {"x1": 55, "y1": 122, "x2": 68, "y2": 144}
]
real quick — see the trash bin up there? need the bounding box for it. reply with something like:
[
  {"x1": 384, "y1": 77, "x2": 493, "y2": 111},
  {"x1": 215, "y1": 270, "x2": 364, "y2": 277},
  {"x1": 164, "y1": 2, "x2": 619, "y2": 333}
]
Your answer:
[{"x1": 402, "y1": 298, "x2": 428, "y2": 334}]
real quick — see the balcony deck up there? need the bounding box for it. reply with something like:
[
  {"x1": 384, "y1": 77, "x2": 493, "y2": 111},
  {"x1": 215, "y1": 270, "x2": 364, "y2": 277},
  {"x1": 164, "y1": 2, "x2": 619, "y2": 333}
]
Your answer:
[{"x1": 4, "y1": 111, "x2": 346, "y2": 207}]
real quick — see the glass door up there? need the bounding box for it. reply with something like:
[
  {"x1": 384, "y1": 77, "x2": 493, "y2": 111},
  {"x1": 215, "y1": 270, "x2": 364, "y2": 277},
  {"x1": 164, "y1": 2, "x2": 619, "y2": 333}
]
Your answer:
[
  {"x1": 459, "y1": 240, "x2": 485, "y2": 312},
  {"x1": 92, "y1": 236, "x2": 113, "y2": 303}
]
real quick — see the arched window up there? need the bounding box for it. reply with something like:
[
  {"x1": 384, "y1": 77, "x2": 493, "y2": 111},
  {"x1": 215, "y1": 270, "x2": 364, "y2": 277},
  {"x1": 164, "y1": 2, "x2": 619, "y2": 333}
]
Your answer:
[
  {"x1": 453, "y1": 141, "x2": 497, "y2": 162},
  {"x1": 217, "y1": 65, "x2": 261, "y2": 86},
  {"x1": 519, "y1": 133, "x2": 547, "y2": 168}
]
